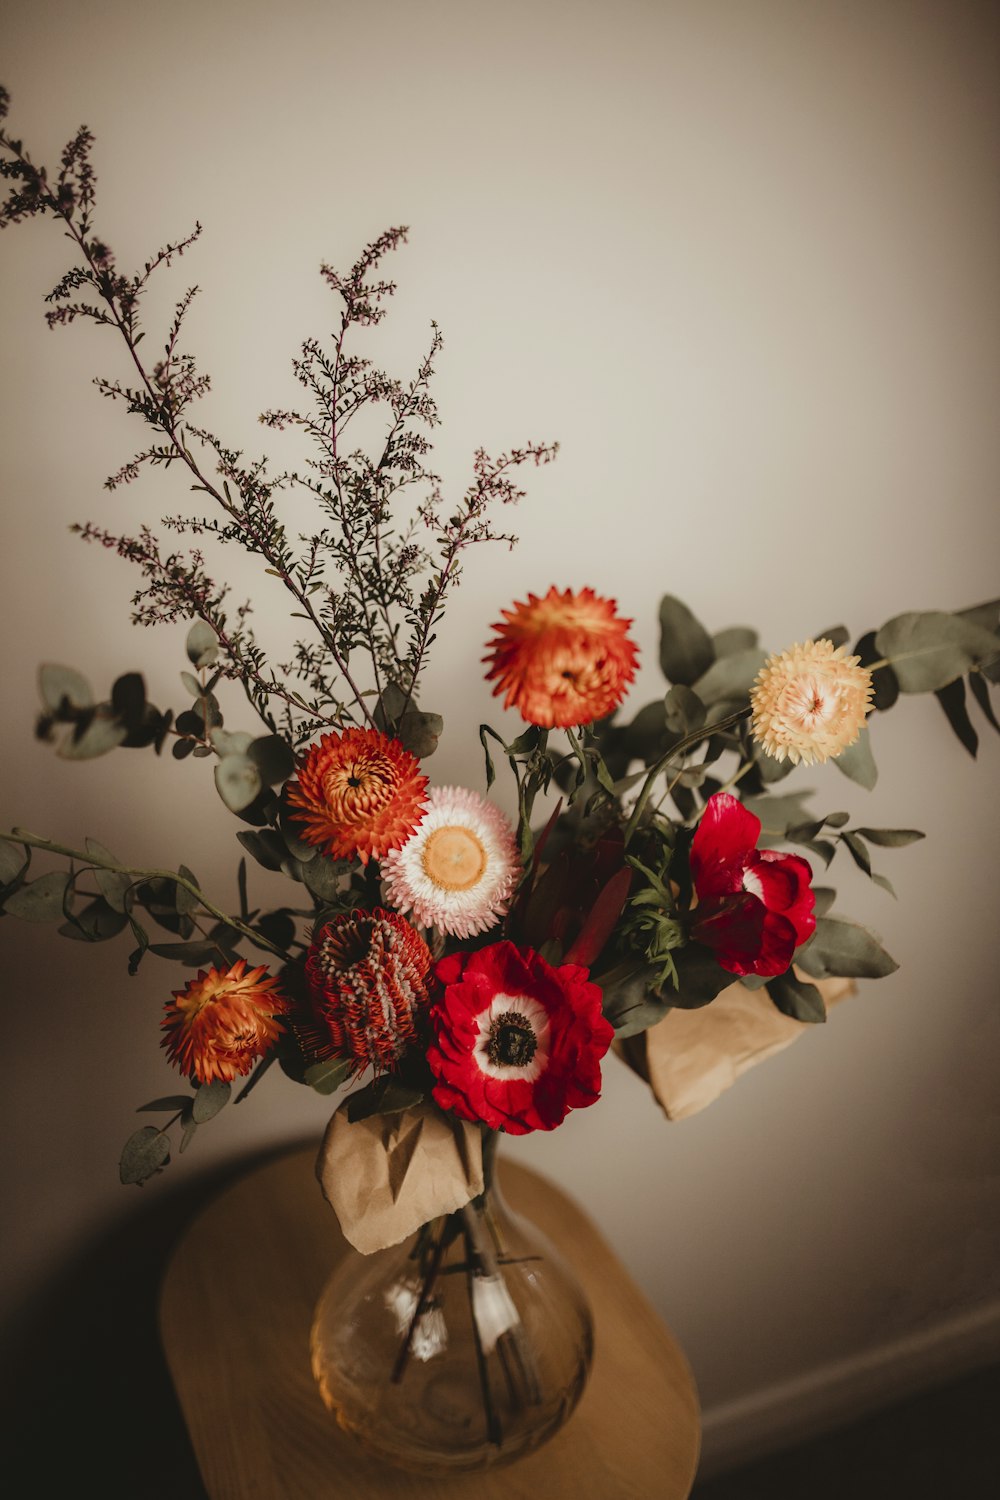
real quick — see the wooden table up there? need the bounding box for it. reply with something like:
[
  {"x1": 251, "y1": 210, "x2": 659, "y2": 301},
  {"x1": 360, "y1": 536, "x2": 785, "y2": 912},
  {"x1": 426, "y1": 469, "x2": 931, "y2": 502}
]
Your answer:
[{"x1": 160, "y1": 1145, "x2": 701, "y2": 1499}]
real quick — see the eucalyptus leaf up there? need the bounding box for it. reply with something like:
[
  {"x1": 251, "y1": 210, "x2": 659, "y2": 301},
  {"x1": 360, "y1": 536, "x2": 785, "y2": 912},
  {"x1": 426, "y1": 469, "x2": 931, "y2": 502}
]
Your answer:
[
  {"x1": 174, "y1": 865, "x2": 200, "y2": 916},
  {"x1": 346, "y1": 1077, "x2": 425, "y2": 1122},
  {"x1": 57, "y1": 710, "x2": 128, "y2": 760},
  {"x1": 711, "y1": 626, "x2": 758, "y2": 655},
  {"x1": 766, "y1": 971, "x2": 826, "y2": 1023},
  {"x1": 111, "y1": 672, "x2": 146, "y2": 727},
  {"x1": 841, "y1": 830, "x2": 872, "y2": 875},
  {"x1": 0, "y1": 840, "x2": 27, "y2": 886},
  {"x1": 185, "y1": 621, "x2": 218, "y2": 668},
  {"x1": 303, "y1": 853, "x2": 349, "y2": 902},
  {"x1": 658, "y1": 595, "x2": 715, "y2": 686},
  {"x1": 58, "y1": 896, "x2": 128, "y2": 942},
  {"x1": 968, "y1": 672, "x2": 1000, "y2": 733},
  {"x1": 854, "y1": 629, "x2": 900, "y2": 711},
  {"x1": 137, "y1": 1095, "x2": 194, "y2": 1114},
  {"x1": 396, "y1": 710, "x2": 443, "y2": 759},
  {"x1": 796, "y1": 916, "x2": 898, "y2": 980},
  {"x1": 179, "y1": 1117, "x2": 199, "y2": 1154},
  {"x1": 248, "y1": 734, "x2": 297, "y2": 785},
  {"x1": 119, "y1": 1125, "x2": 170, "y2": 1186},
  {"x1": 663, "y1": 685, "x2": 706, "y2": 737},
  {"x1": 670, "y1": 946, "x2": 734, "y2": 1008},
  {"x1": 691, "y1": 648, "x2": 766, "y2": 708},
  {"x1": 599, "y1": 966, "x2": 672, "y2": 1037},
  {"x1": 853, "y1": 827, "x2": 924, "y2": 847},
  {"x1": 812, "y1": 886, "x2": 837, "y2": 917},
  {"x1": 2, "y1": 870, "x2": 71, "y2": 921},
  {"x1": 934, "y1": 677, "x2": 978, "y2": 758},
  {"x1": 215, "y1": 753, "x2": 263, "y2": 813},
  {"x1": 874, "y1": 611, "x2": 999, "y2": 693},
  {"x1": 814, "y1": 625, "x2": 849, "y2": 649},
  {"x1": 210, "y1": 727, "x2": 253, "y2": 757},
  {"x1": 236, "y1": 828, "x2": 287, "y2": 872},
  {"x1": 38, "y1": 663, "x2": 93, "y2": 711},
  {"x1": 304, "y1": 1057, "x2": 353, "y2": 1095},
  {"x1": 192, "y1": 1079, "x2": 231, "y2": 1123},
  {"x1": 84, "y1": 837, "x2": 132, "y2": 912},
  {"x1": 180, "y1": 670, "x2": 202, "y2": 697},
  {"x1": 148, "y1": 940, "x2": 224, "y2": 964},
  {"x1": 832, "y1": 729, "x2": 877, "y2": 790}
]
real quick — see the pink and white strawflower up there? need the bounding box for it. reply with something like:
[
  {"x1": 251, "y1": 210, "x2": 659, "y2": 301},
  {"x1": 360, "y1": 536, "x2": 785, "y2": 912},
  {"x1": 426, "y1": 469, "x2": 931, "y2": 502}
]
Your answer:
[{"x1": 381, "y1": 785, "x2": 520, "y2": 939}]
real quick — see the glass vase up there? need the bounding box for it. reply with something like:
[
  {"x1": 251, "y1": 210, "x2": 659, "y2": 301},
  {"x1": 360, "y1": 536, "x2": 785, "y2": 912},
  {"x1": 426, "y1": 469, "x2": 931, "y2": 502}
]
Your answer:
[{"x1": 309, "y1": 1136, "x2": 594, "y2": 1474}]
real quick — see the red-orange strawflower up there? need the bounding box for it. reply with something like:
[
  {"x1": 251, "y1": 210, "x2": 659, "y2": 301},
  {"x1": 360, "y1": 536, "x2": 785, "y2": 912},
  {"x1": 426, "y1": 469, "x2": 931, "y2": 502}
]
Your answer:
[
  {"x1": 161, "y1": 959, "x2": 290, "y2": 1085},
  {"x1": 298, "y1": 908, "x2": 432, "y2": 1075},
  {"x1": 483, "y1": 585, "x2": 639, "y2": 728},
  {"x1": 285, "y1": 726, "x2": 429, "y2": 864}
]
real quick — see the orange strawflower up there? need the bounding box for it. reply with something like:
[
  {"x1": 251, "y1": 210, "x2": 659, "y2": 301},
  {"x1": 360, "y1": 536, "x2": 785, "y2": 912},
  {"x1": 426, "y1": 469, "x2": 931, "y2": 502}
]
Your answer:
[
  {"x1": 285, "y1": 726, "x2": 428, "y2": 864},
  {"x1": 483, "y1": 586, "x2": 639, "y2": 728},
  {"x1": 750, "y1": 640, "x2": 873, "y2": 766},
  {"x1": 161, "y1": 959, "x2": 290, "y2": 1085}
]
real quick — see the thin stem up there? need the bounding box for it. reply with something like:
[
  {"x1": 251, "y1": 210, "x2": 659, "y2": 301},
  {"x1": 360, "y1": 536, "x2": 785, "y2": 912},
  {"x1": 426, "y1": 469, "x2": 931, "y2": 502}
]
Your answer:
[
  {"x1": 623, "y1": 706, "x2": 752, "y2": 847},
  {"x1": 460, "y1": 1213, "x2": 502, "y2": 1447},
  {"x1": 391, "y1": 1217, "x2": 447, "y2": 1385}
]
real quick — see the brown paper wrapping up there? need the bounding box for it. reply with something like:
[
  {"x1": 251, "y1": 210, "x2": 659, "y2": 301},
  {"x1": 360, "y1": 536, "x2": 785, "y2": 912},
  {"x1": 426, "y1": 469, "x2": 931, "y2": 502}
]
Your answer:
[
  {"x1": 620, "y1": 970, "x2": 855, "y2": 1121},
  {"x1": 316, "y1": 1100, "x2": 485, "y2": 1255}
]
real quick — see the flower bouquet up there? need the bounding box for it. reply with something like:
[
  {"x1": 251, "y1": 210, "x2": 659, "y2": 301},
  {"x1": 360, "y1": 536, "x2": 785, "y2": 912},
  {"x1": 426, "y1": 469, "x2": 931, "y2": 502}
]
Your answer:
[{"x1": 2, "y1": 91, "x2": 998, "y2": 1475}]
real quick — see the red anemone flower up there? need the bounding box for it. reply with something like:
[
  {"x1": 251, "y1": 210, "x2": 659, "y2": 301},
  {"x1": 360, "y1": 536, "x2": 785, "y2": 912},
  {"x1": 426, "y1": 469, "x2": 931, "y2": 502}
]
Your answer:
[
  {"x1": 688, "y1": 793, "x2": 815, "y2": 978},
  {"x1": 427, "y1": 941, "x2": 614, "y2": 1135}
]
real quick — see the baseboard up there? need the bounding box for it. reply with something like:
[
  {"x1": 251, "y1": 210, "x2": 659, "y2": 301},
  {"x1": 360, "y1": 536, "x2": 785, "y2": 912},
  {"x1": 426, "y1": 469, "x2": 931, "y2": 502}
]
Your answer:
[{"x1": 697, "y1": 1297, "x2": 1000, "y2": 1480}]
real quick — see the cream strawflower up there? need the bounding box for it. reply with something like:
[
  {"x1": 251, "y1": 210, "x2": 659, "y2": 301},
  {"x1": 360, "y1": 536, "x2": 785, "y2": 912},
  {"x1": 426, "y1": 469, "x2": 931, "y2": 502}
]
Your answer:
[
  {"x1": 750, "y1": 639, "x2": 873, "y2": 766},
  {"x1": 382, "y1": 786, "x2": 520, "y2": 939}
]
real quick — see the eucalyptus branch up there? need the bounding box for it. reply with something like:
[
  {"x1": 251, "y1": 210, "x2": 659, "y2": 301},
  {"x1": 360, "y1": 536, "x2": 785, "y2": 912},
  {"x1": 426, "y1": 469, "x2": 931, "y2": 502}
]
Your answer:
[{"x1": 0, "y1": 830, "x2": 291, "y2": 962}]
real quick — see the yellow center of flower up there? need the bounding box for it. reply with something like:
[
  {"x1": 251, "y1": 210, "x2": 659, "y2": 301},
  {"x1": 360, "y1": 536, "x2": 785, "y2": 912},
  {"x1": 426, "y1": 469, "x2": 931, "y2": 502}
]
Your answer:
[{"x1": 421, "y1": 825, "x2": 487, "y2": 892}]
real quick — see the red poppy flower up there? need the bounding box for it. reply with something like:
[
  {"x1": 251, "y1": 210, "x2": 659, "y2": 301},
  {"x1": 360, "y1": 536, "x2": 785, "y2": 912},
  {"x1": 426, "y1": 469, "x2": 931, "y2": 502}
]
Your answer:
[
  {"x1": 688, "y1": 793, "x2": 815, "y2": 978},
  {"x1": 483, "y1": 586, "x2": 639, "y2": 728},
  {"x1": 427, "y1": 941, "x2": 615, "y2": 1135},
  {"x1": 285, "y1": 726, "x2": 428, "y2": 865}
]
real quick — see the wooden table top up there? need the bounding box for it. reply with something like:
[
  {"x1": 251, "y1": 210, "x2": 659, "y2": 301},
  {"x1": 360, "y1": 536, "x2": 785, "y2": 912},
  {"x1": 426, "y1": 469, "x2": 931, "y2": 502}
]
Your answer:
[{"x1": 159, "y1": 1144, "x2": 701, "y2": 1500}]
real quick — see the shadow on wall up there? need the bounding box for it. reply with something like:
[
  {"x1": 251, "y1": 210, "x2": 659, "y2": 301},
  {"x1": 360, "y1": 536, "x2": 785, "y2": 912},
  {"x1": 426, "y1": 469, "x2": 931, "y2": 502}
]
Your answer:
[{"x1": 1, "y1": 1144, "x2": 312, "y2": 1499}]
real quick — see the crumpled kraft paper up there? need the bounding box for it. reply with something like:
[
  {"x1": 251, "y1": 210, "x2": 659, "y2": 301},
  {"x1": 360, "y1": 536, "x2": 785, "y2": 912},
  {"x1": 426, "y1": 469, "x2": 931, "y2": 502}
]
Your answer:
[
  {"x1": 316, "y1": 1100, "x2": 484, "y2": 1255},
  {"x1": 619, "y1": 970, "x2": 855, "y2": 1121}
]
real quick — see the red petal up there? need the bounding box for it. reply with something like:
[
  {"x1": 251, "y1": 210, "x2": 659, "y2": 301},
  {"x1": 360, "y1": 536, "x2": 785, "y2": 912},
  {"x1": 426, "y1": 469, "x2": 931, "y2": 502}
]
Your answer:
[
  {"x1": 750, "y1": 851, "x2": 816, "y2": 945},
  {"x1": 690, "y1": 793, "x2": 761, "y2": 901},
  {"x1": 691, "y1": 892, "x2": 798, "y2": 977}
]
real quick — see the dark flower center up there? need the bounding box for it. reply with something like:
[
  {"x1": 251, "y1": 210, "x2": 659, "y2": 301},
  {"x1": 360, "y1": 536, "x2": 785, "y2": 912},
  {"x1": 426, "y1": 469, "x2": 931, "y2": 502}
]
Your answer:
[{"x1": 488, "y1": 1010, "x2": 537, "y2": 1068}]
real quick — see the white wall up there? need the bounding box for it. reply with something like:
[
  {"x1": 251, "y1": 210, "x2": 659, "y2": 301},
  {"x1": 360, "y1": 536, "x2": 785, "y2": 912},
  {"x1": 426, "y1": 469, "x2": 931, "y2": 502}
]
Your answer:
[{"x1": 2, "y1": 0, "x2": 998, "y2": 1477}]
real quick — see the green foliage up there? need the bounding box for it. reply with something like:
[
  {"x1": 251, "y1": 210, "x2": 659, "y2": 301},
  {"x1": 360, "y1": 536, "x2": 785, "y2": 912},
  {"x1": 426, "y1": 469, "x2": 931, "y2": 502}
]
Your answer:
[
  {"x1": 766, "y1": 970, "x2": 826, "y2": 1023},
  {"x1": 874, "y1": 611, "x2": 999, "y2": 694},
  {"x1": 119, "y1": 1126, "x2": 170, "y2": 1186},
  {"x1": 796, "y1": 916, "x2": 898, "y2": 980},
  {"x1": 832, "y1": 729, "x2": 877, "y2": 789},
  {"x1": 658, "y1": 595, "x2": 715, "y2": 685}
]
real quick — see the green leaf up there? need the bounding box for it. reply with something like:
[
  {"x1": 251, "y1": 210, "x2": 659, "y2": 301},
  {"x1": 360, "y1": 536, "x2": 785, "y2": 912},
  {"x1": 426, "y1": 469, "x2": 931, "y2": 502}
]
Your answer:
[
  {"x1": 812, "y1": 886, "x2": 836, "y2": 917},
  {"x1": 119, "y1": 1126, "x2": 170, "y2": 1186},
  {"x1": 174, "y1": 864, "x2": 200, "y2": 917},
  {"x1": 38, "y1": 663, "x2": 93, "y2": 711},
  {"x1": 854, "y1": 630, "x2": 900, "y2": 711},
  {"x1": 396, "y1": 710, "x2": 443, "y2": 759},
  {"x1": 178, "y1": 1117, "x2": 199, "y2": 1154},
  {"x1": 255, "y1": 910, "x2": 295, "y2": 951},
  {"x1": 599, "y1": 965, "x2": 672, "y2": 1037},
  {"x1": 185, "y1": 621, "x2": 219, "y2": 668},
  {"x1": 346, "y1": 1076, "x2": 425, "y2": 1122},
  {"x1": 814, "y1": 625, "x2": 849, "y2": 649},
  {"x1": 711, "y1": 626, "x2": 758, "y2": 655},
  {"x1": 373, "y1": 681, "x2": 409, "y2": 731},
  {"x1": 303, "y1": 1057, "x2": 353, "y2": 1095},
  {"x1": 209, "y1": 727, "x2": 252, "y2": 757},
  {"x1": 58, "y1": 896, "x2": 128, "y2": 942},
  {"x1": 841, "y1": 830, "x2": 872, "y2": 876},
  {"x1": 248, "y1": 734, "x2": 297, "y2": 786},
  {"x1": 180, "y1": 670, "x2": 202, "y2": 697},
  {"x1": 854, "y1": 827, "x2": 924, "y2": 847},
  {"x1": 691, "y1": 648, "x2": 766, "y2": 708},
  {"x1": 214, "y1": 753, "x2": 263, "y2": 813},
  {"x1": 658, "y1": 595, "x2": 716, "y2": 686},
  {"x1": 2, "y1": 870, "x2": 71, "y2": 921},
  {"x1": 745, "y1": 790, "x2": 818, "y2": 840},
  {"x1": 236, "y1": 829, "x2": 287, "y2": 872},
  {"x1": 84, "y1": 837, "x2": 131, "y2": 912},
  {"x1": 832, "y1": 729, "x2": 877, "y2": 789},
  {"x1": 191, "y1": 1079, "x2": 231, "y2": 1123},
  {"x1": 0, "y1": 839, "x2": 28, "y2": 886},
  {"x1": 969, "y1": 672, "x2": 1000, "y2": 733},
  {"x1": 302, "y1": 853, "x2": 349, "y2": 902},
  {"x1": 934, "y1": 677, "x2": 978, "y2": 758},
  {"x1": 111, "y1": 673, "x2": 146, "y2": 728},
  {"x1": 796, "y1": 916, "x2": 898, "y2": 980},
  {"x1": 670, "y1": 945, "x2": 734, "y2": 1008},
  {"x1": 663, "y1": 685, "x2": 706, "y2": 737},
  {"x1": 874, "y1": 611, "x2": 1000, "y2": 693},
  {"x1": 277, "y1": 797, "x2": 317, "y2": 863},
  {"x1": 766, "y1": 970, "x2": 826, "y2": 1023},
  {"x1": 57, "y1": 709, "x2": 128, "y2": 760}
]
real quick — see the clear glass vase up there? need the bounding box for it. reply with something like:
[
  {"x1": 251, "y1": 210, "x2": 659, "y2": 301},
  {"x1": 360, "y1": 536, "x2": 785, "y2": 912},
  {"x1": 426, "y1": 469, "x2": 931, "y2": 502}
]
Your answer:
[{"x1": 309, "y1": 1136, "x2": 594, "y2": 1474}]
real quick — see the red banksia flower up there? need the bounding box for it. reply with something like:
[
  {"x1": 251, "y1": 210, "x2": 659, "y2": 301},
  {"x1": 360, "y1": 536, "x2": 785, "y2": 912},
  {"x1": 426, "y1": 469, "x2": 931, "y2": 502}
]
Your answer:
[
  {"x1": 483, "y1": 586, "x2": 639, "y2": 728},
  {"x1": 689, "y1": 793, "x2": 816, "y2": 978},
  {"x1": 427, "y1": 941, "x2": 615, "y2": 1134},
  {"x1": 285, "y1": 726, "x2": 428, "y2": 864},
  {"x1": 300, "y1": 908, "x2": 432, "y2": 1075},
  {"x1": 161, "y1": 960, "x2": 290, "y2": 1085}
]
